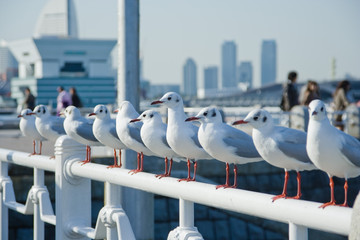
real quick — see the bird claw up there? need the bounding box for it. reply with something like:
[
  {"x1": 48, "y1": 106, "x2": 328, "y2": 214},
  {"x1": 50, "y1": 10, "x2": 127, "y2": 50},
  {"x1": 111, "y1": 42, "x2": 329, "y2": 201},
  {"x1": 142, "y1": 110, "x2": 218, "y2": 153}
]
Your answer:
[
  {"x1": 272, "y1": 194, "x2": 287, "y2": 202},
  {"x1": 319, "y1": 201, "x2": 337, "y2": 208},
  {"x1": 49, "y1": 156, "x2": 55, "y2": 159},
  {"x1": 178, "y1": 177, "x2": 195, "y2": 182},
  {"x1": 155, "y1": 173, "x2": 169, "y2": 179},
  {"x1": 107, "y1": 164, "x2": 122, "y2": 169},
  {"x1": 216, "y1": 184, "x2": 237, "y2": 189},
  {"x1": 128, "y1": 169, "x2": 142, "y2": 175},
  {"x1": 285, "y1": 195, "x2": 301, "y2": 200},
  {"x1": 80, "y1": 160, "x2": 90, "y2": 165},
  {"x1": 29, "y1": 153, "x2": 37, "y2": 157}
]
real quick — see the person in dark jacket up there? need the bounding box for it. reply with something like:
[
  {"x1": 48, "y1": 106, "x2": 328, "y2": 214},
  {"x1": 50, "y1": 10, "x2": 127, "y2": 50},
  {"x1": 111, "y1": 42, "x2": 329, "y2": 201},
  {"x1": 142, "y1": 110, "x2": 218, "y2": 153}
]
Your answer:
[
  {"x1": 23, "y1": 87, "x2": 35, "y2": 110},
  {"x1": 280, "y1": 71, "x2": 299, "y2": 111},
  {"x1": 69, "y1": 87, "x2": 82, "y2": 108}
]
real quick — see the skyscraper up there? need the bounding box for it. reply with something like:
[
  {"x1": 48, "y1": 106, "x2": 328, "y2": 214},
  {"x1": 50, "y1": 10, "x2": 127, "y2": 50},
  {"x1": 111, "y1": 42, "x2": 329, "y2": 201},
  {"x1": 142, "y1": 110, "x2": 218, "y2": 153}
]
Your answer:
[
  {"x1": 221, "y1": 41, "x2": 237, "y2": 88},
  {"x1": 204, "y1": 66, "x2": 218, "y2": 90},
  {"x1": 261, "y1": 40, "x2": 277, "y2": 86},
  {"x1": 182, "y1": 58, "x2": 197, "y2": 97},
  {"x1": 238, "y1": 62, "x2": 253, "y2": 89}
]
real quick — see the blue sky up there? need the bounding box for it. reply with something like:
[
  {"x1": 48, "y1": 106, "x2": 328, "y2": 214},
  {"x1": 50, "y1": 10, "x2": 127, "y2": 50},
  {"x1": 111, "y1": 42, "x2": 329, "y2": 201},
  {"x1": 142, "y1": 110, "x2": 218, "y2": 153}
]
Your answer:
[{"x1": 1, "y1": 0, "x2": 360, "y2": 88}]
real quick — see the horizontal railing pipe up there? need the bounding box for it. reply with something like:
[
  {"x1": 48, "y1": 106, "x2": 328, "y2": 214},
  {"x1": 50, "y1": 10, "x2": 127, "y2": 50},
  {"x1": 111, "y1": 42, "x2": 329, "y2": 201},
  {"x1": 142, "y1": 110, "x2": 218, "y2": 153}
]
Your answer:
[
  {"x1": 0, "y1": 149, "x2": 55, "y2": 172},
  {"x1": 69, "y1": 160, "x2": 351, "y2": 236}
]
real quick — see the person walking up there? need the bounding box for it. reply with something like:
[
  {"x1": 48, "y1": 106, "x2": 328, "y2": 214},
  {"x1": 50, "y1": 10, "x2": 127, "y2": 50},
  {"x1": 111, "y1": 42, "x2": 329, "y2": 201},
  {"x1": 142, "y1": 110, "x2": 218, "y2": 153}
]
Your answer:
[
  {"x1": 333, "y1": 80, "x2": 352, "y2": 131},
  {"x1": 301, "y1": 80, "x2": 320, "y2": 106},
  {"x1": 22, "y1": 87, "x2": 35, "y2": 110},
  {"x1": 69, "y1": 87, "x2": 82, "y2": 108},
  {"x1": 56, "y1": 86, "x2": 72, "y2": 116},
  {"x1": 280, "y1": 71, "x2": 299, "y2": 111}
]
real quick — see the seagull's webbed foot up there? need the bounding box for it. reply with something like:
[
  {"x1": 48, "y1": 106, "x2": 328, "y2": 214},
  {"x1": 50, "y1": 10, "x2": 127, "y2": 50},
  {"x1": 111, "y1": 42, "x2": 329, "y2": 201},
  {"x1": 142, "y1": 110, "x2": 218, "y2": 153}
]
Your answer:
[
  {"x1": 338, "y1": 202, "x2": 349, "y2": 207},
  {"x1": 80, "y1": 159, "x2": 91, "y2": 165},
  {"x1": 128, "y1": 169, "x2": 143, "y2": 175},
  {"x1": 178, "y1": 177, "x2": 195, "y2": 182},
  {"x1": 49, "y1": 156, "x2": 55, "y2": 159},
  {"x1": 272, "y1": 194, "x2": 287, "y2": 202},
  {"x1": 107, "y1": 164, "x2": 121, "y2": 169},
  {"x1": 156, "y1": 173, "x2": 169, "y2": 179},
  {"x1": 285, "y1": 195, "x2": 301, "y2": 200},
  {"x1": 216, "y1": 184, "x2": 231, "y2": 189},
  {"x1": 319, "y1": 200, "x2": 336, "y2": 208}
]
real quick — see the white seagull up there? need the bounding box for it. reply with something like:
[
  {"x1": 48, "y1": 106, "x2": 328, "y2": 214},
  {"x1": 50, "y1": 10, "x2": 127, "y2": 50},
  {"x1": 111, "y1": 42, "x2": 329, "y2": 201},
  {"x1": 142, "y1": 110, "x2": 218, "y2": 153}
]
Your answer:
[
  {"x1": 31, "y1": 105, "x2": 66, "y2": 142},
  {"x1": 89, "y1": 104, "x2": 127, "y2": 168},
  {"x1": 151, "y1": 92, "x2": 212, "y2": 182},
  {"x1": 18, "y1": 109, "x2": 47, "y2": 155},
  {"x1": 234, "y1": 109, "x2": 316, "y2": 201},
  {"x1": 115, "y1": 101, "x2": 156, "y2": 174},
  {"x1": 63, "y1": 106, "x2": 102, "y2": 164},
  {"x1": 186, "y1": 107, "x2": 263, "y2": 188},
  {"x1": 307, "y1": 99, "x2": 360, "y2": 208},
  {"x1": 130, "y1": 110, "x2": 181, "y2": 178}
]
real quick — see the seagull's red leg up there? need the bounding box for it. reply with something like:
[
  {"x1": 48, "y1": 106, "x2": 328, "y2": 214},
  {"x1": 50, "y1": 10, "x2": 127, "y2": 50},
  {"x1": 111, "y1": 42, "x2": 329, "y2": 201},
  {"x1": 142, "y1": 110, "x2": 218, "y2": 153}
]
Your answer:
[
  {"x1": 29, "y1": 140, "x2": 37, "y2": 156},
  {"x1": 118, "y1": 150, "x2": 122, "y2": 167},
  {"x1": 319, "y1": 177, "x2": 336, "y2": 208},
  {"x1": 178, "y1": 159, "x2": 192, "y2": 182},
  {"x1": 167, "y1": 158, "x2": 173, "y2": 177},
  {"x1": 81, "y1": 146, "x2": 91, "y2": 165},
  {"x1": 189, "y1": 161, "x2": 197, "y2": 182},
  {"x1": 156, "y1": 157, "x2": 168, "y2": 178},
  {"x1": 286, "y1": 172, "x2": 302, "y2": 199},
  {"x1": 272, "y1": 170, "x2": 289, "y2": 201},
  {"x1": 339, "y1": 180, "x2": 349, "y2": 207},
  {"x1": 129, "y1": 153, "x2": 140, "y2": 174},
  {"x1": 139, "y1": 152, "x2": 144, "y2": 172},
  {"x1": 216, "y1": 163, "x2": 230, "y2": 189},
  {"x1": 231, "y1": 165, "x2": 238, "y2": 188},
  {"x1": 39, "y1": 141, "x2": 42, "y2": 155},
  {"x1": 107, "y1": 149, "x2": 121, "y2": 168}
]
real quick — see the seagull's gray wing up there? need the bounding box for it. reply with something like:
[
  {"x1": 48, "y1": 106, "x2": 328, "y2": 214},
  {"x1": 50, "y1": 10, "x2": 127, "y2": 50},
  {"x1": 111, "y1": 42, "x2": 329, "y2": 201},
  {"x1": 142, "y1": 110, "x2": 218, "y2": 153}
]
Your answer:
[
  {"x1": 128, "y1": 124, "x2": 145, "y2": 145},
  {"x1": 188, "y1": 123, "x2": 203, "y2": 149},
  {"x1": 50, "y1": 117, "x2": 66, "y2": 135},
  {"x1": 110, "y1": 125, "x2": 120, "y2": 140},
  {"x1": 339, "y1": 131, "x2": 360, "y2": 167},
  {"x1": 161, "y1": 135, "x2": 171, "y2": 149},
  {"x1": 75, "y1": 121, "x2": 98, "y2": 142},
  {"x1": 222, "y1": 124, "x2": 261, "y2": 158},
  {"x1": 274, "y1": 127, "x2": 311, "y2": 163}
]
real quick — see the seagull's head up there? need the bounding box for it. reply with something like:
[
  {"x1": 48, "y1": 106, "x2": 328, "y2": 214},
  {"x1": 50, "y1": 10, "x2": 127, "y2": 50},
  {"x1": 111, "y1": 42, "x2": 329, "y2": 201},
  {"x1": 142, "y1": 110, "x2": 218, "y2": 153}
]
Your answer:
[
  {"x1": 63, "y1": 106, "x2": 81, "y2": 119},
  {"x1": 233, "y1": 109, "x2": 272, "y2": 129},
  {"x1": 90, "y1": 105, "x2": 109, "y2": 119},
  {"x1": 308, "y1": 100, "x2": 327, "y2": 121},
  {"x1": 17, "y1": 109, "x2": 33, "y2": 119},
  {"x1": 31, "y1": 105, "x2": 49, "y2": 118},
  {"x1": 151, "y1": 92, "x2": 183, "y2": 109},
  {"x1": 131, "y1": 110, "x2": 161, "y2": 124},
  {"x1": 186, "y1": 107, "x2": 222, "y2": 124},
  {"x1": 115, "y1": 101, "x2": 137, "y2": 117}
]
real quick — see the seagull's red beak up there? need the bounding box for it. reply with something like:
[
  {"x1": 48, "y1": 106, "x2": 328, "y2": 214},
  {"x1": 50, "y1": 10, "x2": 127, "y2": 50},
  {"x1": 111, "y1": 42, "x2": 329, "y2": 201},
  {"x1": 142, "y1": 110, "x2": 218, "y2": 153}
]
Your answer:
[
  {"x1": 185, "y1": 117, "x2": 200, "y2": 122},
  {"x1": 130, "y1": 118, "x2": 140, "y2": 123},
  {"x1": 151, "y1": 100, "x2": 163, "y2": 105},
  {"x1": 88, "y1": 113, "x2": 96, "y2": 116},
  {"x1": 114, "y1": 109, "x2": 119, "y2": 113},
  {"x1": 28, "y1": 113, "x2": 36, "y2": 115},
  {"x1": 233, "y1": 120, "x2": 248, "y2": 125},
  {"x1": 17, "y1": 115, "x2": 23, "y2": 118}
]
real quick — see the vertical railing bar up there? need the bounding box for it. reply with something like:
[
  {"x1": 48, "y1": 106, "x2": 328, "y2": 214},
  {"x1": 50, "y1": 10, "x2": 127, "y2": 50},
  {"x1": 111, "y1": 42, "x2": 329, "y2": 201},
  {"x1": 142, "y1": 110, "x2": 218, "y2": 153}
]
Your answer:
[
  {"x1": 289, "y1": 222, "x2": 308, "y2": 240},
  {"x1": 106, "y1": 182, "x2": 121, "y2": 240},
  {"x1": 34, "y1": 168, "x2": 45, "y2": 240},
  {"x1": 179, "y1": 199, "x2": 194, "y2": 228},
  {"x1": 0, "y1": 161, "x2": 8, "y2": 240}
]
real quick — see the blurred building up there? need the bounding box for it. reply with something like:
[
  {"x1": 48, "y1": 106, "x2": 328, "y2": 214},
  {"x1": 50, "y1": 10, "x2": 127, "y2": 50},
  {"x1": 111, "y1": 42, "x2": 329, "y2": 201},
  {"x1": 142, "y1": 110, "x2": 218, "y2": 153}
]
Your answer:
[
  {"x1": 238, "y1": 61, "x2": 253, "y2": 89},
  {"x1": 0, "y1": 40, "x2": 18, "y2": 95},
  {"x1": 221, "y1": 41, "x2": 237, "y2": 88},
  {"x1": 261, "y1": 40, "x2": 277, "y2": 86},
  {"x1": 148, "y1": 84, "x2": 180, "y2": 99},
  {"x1": 7, "y1": 0, "x2": 116, "y2": 108},
  {"x1": 182, "y1": 58, "x2": 197, "y2": 97},
  {"x1": 204, "y1": 66, "x2": 218, "y2": 90}
]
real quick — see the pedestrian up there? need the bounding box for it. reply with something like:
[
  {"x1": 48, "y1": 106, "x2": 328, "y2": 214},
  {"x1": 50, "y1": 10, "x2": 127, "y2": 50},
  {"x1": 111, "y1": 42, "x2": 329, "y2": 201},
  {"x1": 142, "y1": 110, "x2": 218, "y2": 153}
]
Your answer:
[
  {"x1": 301, "y1": 80, "x2": 320, "y2": 106},
  {"x1": 56, "y1": 86, "x2": 72, "y2": 116},
  {"x1": 22, "y1": 87, "x2": 35, "y2": 110},
  {"x1": 69, "y1": 87, "x2": 82, "y2": 108},
  {"x1": 333, "y1": 80, "x2": 352, "y2": 131},
  {"x1": 280, "y1": 71, "x2": 299, "y2": 111}
]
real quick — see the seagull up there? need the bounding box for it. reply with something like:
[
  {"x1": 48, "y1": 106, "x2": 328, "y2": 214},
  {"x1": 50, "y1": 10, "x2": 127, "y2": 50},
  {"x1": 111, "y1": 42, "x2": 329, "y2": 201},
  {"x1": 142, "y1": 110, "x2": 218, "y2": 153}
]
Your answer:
[
  {"x1": 151, "y1": 92, "x2": 212, "y2": 182},
  {"x1": 63, "y1": 106, "x2": 102, "y2": 164},
  {"x1": 307, "y1": 99, "x2": 360, "y2": 208},
  {"x1": 130, "y1": 110, "x2": 181, "y2": 178},
  {"x1": 18, "y1": 109, "x2": 46, "y2": 155},
  {"x1": 115, "y1": 101, "x2": 156, "y2": 174},
  {"x1": 234, "y1": 109, "x2": 316, "y2": 201},
  {"x1": 186, "y1": 107, "x2": 262, "y2": 188},
  {"x1": 31, "y1": 105, "x2": 66, "y2": 142},
  {"x1": 89, "y1": 104, "x2": 127, "y2": 168}
]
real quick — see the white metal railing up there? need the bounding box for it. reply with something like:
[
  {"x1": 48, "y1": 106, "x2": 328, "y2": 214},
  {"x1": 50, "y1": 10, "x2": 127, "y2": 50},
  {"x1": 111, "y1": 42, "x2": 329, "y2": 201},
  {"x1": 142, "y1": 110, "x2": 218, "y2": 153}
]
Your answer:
[{"x1": 0, "y1": 135, "x2": 355, "y2": 240}]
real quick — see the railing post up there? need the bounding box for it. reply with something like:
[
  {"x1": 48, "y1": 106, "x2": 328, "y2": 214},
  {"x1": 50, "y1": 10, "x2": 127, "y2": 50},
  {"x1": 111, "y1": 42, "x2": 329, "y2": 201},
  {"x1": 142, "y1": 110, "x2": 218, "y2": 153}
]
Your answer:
[
  {"x1": 168, "y1": 199, "x2": 203, "y2": 240},
  {"x1": 55, "y1": 135, "x2": 90, "y2": 240},
  {"x1": 289, "y1": 222, "x2": 308, "y2": 240},
  {"x1": 33, "y1": 168, "x2": 45, "y2": 240},
  {"x1": 105, "y1": 182, "x2": 121, "y2": 239},
  {"x1": 0, "y1": 161, "x2": 9, "y2": 240}
]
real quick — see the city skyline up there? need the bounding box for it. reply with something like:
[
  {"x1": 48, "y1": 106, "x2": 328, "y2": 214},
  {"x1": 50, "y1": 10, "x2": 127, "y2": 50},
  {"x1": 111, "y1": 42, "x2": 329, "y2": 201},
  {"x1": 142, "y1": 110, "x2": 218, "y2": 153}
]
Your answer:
[
  {"x1": 182, "y1": 58, "x2": 197, "y2": 97},
  {"x1": 1, "y1": 0, "x2": 360, "y2": 88},
  {"x1": 261, "y1": 40, "x2": 277, "y2": 86},
  {"x1": 221, "y1": 41, "x2": 237, "y2": 88}
]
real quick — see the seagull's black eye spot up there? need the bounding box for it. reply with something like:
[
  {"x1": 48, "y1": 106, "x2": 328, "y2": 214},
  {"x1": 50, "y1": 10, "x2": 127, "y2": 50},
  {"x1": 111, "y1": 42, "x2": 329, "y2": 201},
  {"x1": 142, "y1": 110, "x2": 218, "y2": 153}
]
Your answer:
[
  {"x1": 263, "y1": 116, "x2": 267, "y2": 122},
  {"x1": 143, "y1": 114, "x2": 146, "y2": 118},
  {"x1": 42, "y1": 109, "x2": 45, "y2": 114},
  {"x1": 320, "y1": 107, "x2": 324, "y2": 112},
  {"x1": 168, "y1": 97, "x2": 172, "y2": 101},
  {"x1": 100, "y1": 109, "x2": 103, "y2": 113},
  {"x1": 38, "y1": 109, "x2": 41, "y2": 113},
  {"x1": 203, "y1": 112, "x2": 208, "y2": 116},
  {"x1": 176, "y1": 98, "x2": 179, "y2": 102},
  {"x1": 254, "y1": 116, "x2": 259, "y2": 121},
  {"x1": 105, "y1": 109, "x2": 107, "y2": 114},
  {"x1": 150, "y1": 114, "x2": 153, "y2": 118},
  {"x1": 212, "y1": 112, "x2": 216, "y2": 117}
]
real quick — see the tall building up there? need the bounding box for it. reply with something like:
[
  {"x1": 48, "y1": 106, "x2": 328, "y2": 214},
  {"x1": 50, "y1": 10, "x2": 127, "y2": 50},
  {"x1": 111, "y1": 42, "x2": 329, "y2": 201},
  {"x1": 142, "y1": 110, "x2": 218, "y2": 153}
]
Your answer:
[
  {"x1": 0, "y1": 40, "x2": 18, "y2": 95},
  {"x1": 221, "y1": 41, "x2": 237, "y2": 88},
  {"x1": 182, "y1": 58, "x2": 197, "y2": 97},
  {"x1": 204, "y1": 66, "x2": 218, "y2": 90},
  {"x1": 238, "y1": 62, "x2": 253, "y2": 89},
  {"x1": 261, "y1": 40, "x2": 277, "y2": 86}
]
